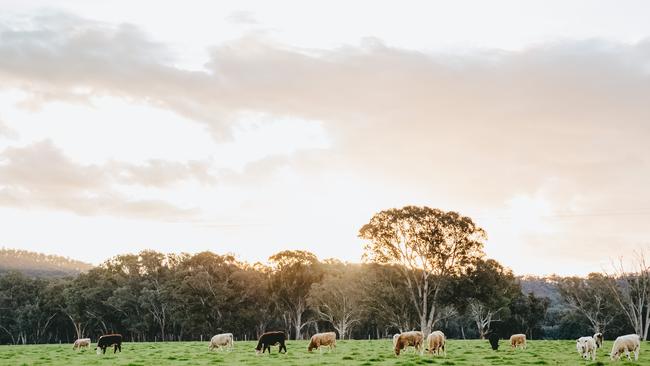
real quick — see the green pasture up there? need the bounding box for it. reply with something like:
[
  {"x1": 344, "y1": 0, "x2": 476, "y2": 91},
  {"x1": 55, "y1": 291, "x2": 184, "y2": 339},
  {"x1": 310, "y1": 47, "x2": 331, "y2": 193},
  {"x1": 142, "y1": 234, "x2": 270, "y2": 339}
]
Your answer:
[{"x1": 0, "y1": 339, "x2": 646, "y2": 365}]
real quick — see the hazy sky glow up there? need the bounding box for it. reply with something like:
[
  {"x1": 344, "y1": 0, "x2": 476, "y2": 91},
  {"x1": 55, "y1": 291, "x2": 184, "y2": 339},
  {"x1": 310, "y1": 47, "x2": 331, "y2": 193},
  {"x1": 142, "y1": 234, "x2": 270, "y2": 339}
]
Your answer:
[{"x1": 1, "y1": 1, "x2": 650, "y2": 275}]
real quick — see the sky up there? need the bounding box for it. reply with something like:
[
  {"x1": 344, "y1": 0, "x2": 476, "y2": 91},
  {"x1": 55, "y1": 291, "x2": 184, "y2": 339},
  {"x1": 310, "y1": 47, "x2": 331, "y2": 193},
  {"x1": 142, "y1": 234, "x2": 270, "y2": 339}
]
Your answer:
[{"x1": 1, "y1": 1, "x2": 650, "y2": 275}]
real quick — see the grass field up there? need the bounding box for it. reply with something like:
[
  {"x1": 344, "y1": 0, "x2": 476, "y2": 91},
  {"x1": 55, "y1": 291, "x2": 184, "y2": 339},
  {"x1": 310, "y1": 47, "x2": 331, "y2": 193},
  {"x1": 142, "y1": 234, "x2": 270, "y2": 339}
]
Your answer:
[{"x1": 0, "y1": 339, "x2": 647, "y2": 365}]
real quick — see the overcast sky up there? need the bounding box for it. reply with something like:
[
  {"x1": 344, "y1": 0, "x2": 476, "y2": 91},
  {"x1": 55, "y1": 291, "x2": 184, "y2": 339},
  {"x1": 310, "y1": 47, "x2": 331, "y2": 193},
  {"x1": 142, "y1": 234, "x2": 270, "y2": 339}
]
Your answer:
[{"x1": 1, "y1": 1, "x2": 649, "y2": 275}]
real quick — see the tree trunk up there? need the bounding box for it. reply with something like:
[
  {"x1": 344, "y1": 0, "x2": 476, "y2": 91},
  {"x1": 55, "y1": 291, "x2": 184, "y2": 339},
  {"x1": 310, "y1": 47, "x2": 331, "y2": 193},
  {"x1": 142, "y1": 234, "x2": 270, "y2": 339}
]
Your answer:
[{"x1": 294, "y1": 309, "x2": 302, "y2": 340}]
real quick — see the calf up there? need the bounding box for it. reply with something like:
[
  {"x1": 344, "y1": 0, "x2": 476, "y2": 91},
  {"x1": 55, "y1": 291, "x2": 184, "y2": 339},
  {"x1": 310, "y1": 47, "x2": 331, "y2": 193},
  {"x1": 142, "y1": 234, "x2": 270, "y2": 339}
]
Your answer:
[
  {"x1": 95, "y1": 334, "x2": 122, "y2": 354},
  {"x1": 255, "y1": 331, "x2": 287, "y2": 354},
  {"x1": 72, "y1": 338, "x2": 91, "y2": 351},
  {"x1": 209, "y1": 333, "x2": 233, "y2": 351},
  {"x1": 307, "y1": 332, "x2": 336, "y2": 352}
]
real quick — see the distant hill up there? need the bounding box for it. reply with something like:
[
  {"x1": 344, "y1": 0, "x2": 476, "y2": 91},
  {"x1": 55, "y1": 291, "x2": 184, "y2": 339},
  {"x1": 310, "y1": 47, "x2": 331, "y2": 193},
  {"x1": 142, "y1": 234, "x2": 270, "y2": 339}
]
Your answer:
[
  {"x1": 0, "y1": 248, "x2": 93, "y2": 277},
  {"x1": 519, "y1": 275, "x2": 561, "y2": 302}
]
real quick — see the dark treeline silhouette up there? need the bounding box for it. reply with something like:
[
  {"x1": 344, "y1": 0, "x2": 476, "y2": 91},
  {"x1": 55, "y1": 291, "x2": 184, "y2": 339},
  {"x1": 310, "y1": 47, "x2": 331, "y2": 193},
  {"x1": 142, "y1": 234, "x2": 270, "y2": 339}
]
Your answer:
[{"x1": 0, "y1": 206, "x2": 640, "y2": 345}]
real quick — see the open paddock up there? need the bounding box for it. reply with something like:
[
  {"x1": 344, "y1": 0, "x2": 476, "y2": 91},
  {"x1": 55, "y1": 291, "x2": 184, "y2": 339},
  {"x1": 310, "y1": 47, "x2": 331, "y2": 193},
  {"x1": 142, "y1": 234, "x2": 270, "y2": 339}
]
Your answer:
[{"x1": 0, "y1": 339, "x2": 647, "y2": 365}]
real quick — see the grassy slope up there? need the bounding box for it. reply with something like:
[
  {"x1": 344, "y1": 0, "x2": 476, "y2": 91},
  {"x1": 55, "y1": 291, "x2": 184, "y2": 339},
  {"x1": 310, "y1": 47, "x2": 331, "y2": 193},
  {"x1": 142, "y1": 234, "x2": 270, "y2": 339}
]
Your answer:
[{"x1": 0, "y1": 339, "x2": 646, "y2": 366}]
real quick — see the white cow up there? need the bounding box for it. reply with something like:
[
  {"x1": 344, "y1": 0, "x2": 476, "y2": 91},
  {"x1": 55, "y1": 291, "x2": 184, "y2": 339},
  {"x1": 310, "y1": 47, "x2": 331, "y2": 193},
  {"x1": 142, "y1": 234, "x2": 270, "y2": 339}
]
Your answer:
[
  {"x1": 72, "y1": 338, "x2": 91, "y2": 351},
  {"x1": 426, "y1": 331, "x2": 446, "y2": 356},
  {"x1": 576, "y1": 336, "x2": 597, "y2": 361},
  {"x1": 610, "y1": 334, "x2": 640, "y2": 361},
  {"x1": 209, "y1": 333, "x2": 234, "y2": 351}
]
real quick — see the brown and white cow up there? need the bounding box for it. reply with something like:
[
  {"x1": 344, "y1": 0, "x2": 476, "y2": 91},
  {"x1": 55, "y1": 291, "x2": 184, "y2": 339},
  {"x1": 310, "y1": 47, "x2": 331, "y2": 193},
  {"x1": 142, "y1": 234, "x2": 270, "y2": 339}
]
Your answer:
[{"x1": 394, "y1": 331, "x2": 424, "y2": 356}]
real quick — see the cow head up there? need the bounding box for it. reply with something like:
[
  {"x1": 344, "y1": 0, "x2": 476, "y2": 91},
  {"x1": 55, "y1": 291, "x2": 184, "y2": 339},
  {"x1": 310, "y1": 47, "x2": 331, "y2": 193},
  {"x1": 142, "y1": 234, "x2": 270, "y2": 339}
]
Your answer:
[
  {"x1": 487, "y1": 333, "x2": 499, "y2": 350},
  {"x1": 593, "y1": 333, "x2": 603, "y2": 348},
  {"x1": 394, "y1": 342, "x2": 403, "y2": 356}
]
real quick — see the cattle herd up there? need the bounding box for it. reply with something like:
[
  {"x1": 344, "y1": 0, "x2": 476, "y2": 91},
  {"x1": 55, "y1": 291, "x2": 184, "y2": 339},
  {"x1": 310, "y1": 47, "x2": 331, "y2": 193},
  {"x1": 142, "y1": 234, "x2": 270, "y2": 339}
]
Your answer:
[{"x1": 70, "y1": 330, "x2": 643, "y2": 361}]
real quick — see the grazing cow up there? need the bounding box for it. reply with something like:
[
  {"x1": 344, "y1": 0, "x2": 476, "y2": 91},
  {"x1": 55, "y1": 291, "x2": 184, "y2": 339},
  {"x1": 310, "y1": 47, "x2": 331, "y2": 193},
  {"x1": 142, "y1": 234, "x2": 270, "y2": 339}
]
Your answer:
[
  {"x1": 426, "y1": 331, "x2": 446, "y2": 356},
  {"x1": 307, "y1": 332, "x2": 337, "y2": 352},
  {"x1": 394, "y1": 331, "x2": 424, "y2": 356},
  {"x1": 510, "y1": 334, "x2": 526, "y2": 350},
  {"x1": 488, "y1": 333, "x2": 500, "y2": 351},
  {"x1": 209, "y1": 333, "x2": 234, "y2": 351},
  {"x1": 255, "y1": 331, "x2": 287, "y2": 354},
  {"x1": 95, "y1": 334, "x2": 122, "y2": 354},
  {"x1": 576, "y1": 336, "x2": 597, "y2": 361},
  {"x1": 72, "y1": 338, "x2": 91, "y2": 351},
  {"x1": 610, "y1": 334, "x2": 641, "y2": 361}
]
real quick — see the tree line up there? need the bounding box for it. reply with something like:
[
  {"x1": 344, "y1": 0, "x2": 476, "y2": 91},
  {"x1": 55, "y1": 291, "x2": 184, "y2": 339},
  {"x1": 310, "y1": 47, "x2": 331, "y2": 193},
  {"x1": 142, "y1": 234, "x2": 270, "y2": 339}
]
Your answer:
[{"x1": 0, "y1": 206, "x2": 646, "y2": 344}]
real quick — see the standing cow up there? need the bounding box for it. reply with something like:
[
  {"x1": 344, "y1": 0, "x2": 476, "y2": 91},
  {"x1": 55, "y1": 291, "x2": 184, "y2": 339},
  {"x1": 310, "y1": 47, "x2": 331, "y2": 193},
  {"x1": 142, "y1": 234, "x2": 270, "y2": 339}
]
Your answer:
[
  {"x1": 394, "y1": 331, "x2": 424, "y2": 356},
  {"x1": 95, "y1": 334, "x2": 122, "y2": 354},
  {"x1": 255, "y1": 331, "x2": 287, "y2": 354},
  {"x1": 610, "y1": 334, "x2": 641, "y2": 361},
  {"x1": 307, "y1": 332, "x2": 336, "y2": 352},
  {"x1": 209, "y1": 333, "x2": 234, "y2": 351},
  {"x1": 510, "y1": 334, "x2": 527, "y2": 350},
  {"x1": 426, "y1": 331, "x2": 446, "y2": 356},
  {"x1": 72, "y1": 338, "x2": 91, "y2": 351}
]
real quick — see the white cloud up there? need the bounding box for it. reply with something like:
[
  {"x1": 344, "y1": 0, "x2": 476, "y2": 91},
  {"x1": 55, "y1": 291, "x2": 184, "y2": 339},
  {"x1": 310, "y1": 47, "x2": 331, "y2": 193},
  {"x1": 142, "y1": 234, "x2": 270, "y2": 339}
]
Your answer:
[
  {"x1": 0, "y1": 140, "x2": 202, "y2": 220},
  {"x1": 0, "y1": 11, "x2": 649, "y2": 273}
]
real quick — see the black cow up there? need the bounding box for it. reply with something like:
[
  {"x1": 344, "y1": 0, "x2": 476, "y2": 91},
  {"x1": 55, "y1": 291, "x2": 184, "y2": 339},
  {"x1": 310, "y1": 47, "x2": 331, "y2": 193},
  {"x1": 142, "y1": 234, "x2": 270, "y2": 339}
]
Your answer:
[
  {"x1": 488, "y1": 333, "x2": 500, "y2": 351},
  {"x1": 255, "y1": 331, "x2": 287, "y2": 354},
  {"x1": 95, "y1": 334, "x2": 122, "y2": 354}
]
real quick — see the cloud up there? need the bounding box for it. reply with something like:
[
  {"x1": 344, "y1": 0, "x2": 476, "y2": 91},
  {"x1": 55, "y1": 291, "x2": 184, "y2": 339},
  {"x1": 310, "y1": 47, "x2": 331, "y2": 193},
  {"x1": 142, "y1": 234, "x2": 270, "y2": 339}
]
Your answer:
[
  {"x1": 1, "y1": 13, "x2": 650, "y2": 273},
  {"x1": 0, "y1": 140, "x2": 202, "y2": 220},
  {"x1": 226, "y1": 11, "x2": 260, "y2": 25},
  {"x1": 109, "y1": 159, "x2": 217, "y2": 187},
  {"x1": 0, "y1": 119, "x2": 18, "y2": 139},
  {"x1": 2, "y1": 14, "x2": 649, "y2": 161}
]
